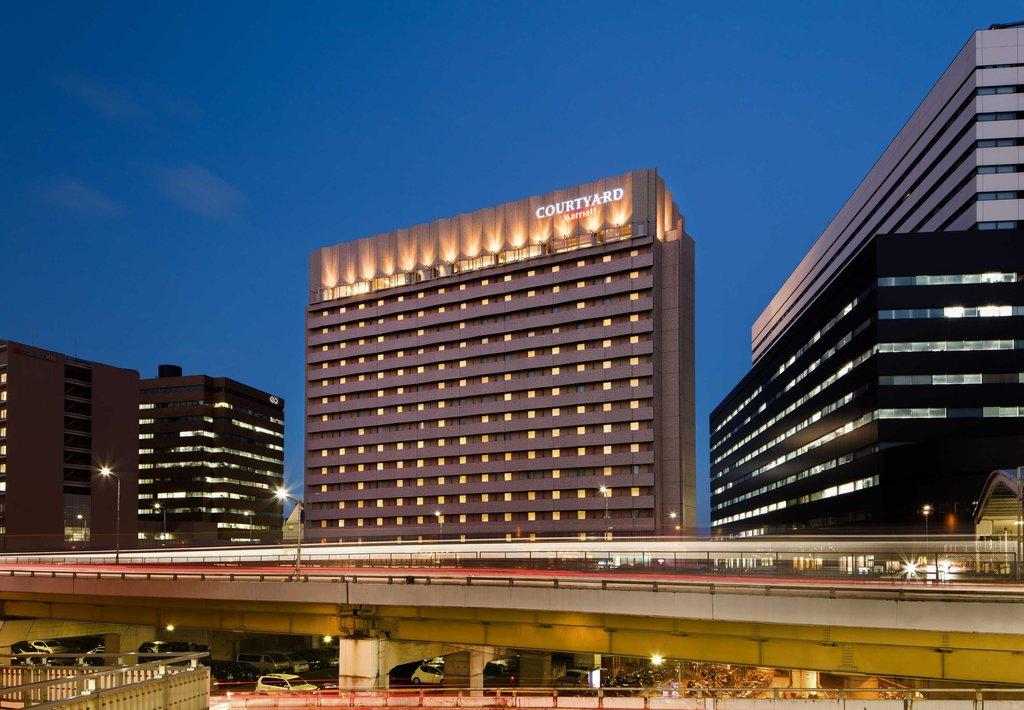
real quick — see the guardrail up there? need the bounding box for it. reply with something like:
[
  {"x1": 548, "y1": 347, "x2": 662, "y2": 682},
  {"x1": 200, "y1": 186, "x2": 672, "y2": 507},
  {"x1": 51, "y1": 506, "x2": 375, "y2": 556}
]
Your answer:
[
  {"x1": 3, "y1": 566, "x2": 1024, "y2": 605},
  {"x1": 209, "y1": 686, "x2": 1024, "y2": 709},
  {"x1": 0, "y1": 652, "x2": 208, "y2": 708},
  {"x1": 4, "y1": 546, "x2": 1024, "y2": 585}
]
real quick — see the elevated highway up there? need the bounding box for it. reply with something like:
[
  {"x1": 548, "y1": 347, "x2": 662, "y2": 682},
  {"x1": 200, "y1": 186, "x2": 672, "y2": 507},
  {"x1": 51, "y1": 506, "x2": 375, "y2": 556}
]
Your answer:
[{"x1": 0, "y1": 539, "x2": 1022, "y2": 685}]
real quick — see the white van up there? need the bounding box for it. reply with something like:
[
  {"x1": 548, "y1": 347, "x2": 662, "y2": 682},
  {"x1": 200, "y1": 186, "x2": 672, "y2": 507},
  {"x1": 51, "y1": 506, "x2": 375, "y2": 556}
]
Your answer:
[{"x1": 236, "y1": 652, "x2": 292, "y2": 674}]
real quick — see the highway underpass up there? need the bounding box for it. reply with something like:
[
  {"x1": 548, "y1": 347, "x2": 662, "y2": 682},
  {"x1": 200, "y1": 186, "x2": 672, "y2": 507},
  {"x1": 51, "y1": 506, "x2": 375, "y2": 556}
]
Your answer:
[{"x1": 0, "y1": 548, "x2": 1022, "y2": 686}]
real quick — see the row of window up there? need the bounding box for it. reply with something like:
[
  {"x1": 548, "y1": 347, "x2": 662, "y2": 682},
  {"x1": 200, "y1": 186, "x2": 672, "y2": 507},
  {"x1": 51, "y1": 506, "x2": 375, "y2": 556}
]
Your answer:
[
  {"x1": 313, "y1": 486, "x2": 651, "y2": 511},
  {"x1": 712, "y1": 294, "x2": 863, "y2": 439},
  {"x1": 978, "y1": 191, "x2": 1024, "y2": 201},
  {"x1": 139, "y1": 474, "x2": 280, "y2": 489},
  {"x1": 139, "y1": 445, "x2": 283, "y2": 465},
  {"x1": 309, "y1": 372, "x2": 647, "y2": 411},
  {"x1": 879, "y1": 373, "x2": 1024, "y2": 386},
  {"x1": 316, "y1": 507, "x2": 650, "y2": 528},
  {"x1": 877, "y1": 339, "x2": 1022, "y2": 352},
  {"x1": 314, "y1": 269, "x2": 650, "y2": 342},
  {"x1": 711, "y1": 318, "x2": 871, "y2": 453},
  {"x1": 312, "y1": 329, "x2": 651, "y2": 375},
  {"x1": 978, "y1": 164, "x2": 1024, "y2": 174},
  {"x1": 139, "y1": 460, "x2": 281, "y2": 478},
  {"x1": 878, "y1": 305, "x2": 1023, "y2": 319},
  {"x1": 716, "y1": 401, "x2": 1024, "y2": 487},
  {"x1": 312, "y1": 464, "x2": 649, "y2": 486},
  {"x1": 715, "y1": 388, "x2": 865, "y2": 472},
  {"x1": 977, "y1": 85, "x2": 1022, "y2": 95},
  {"x1": 712, "y1": 346, "x2": 873, "y2": 462},
  {"x1": 311, "y1": 227, "x2": 638, "y2": 304},
  {"x1": 315, "y1": 441, "x2": 650, "y2": 461},
  {"x1": 877, "y1": 272, "x2": 1018, "y2": 286},
  {"x1": 139, "y1": 401, "x2": 283, "y2": 426},
  {"x1": 312, "y1": 293, "x2": 651, "y2": 363},
  {"x1": 977, "y1": 221, "x2": 1022, "y2": 230},
  {"x1": 977, "y1": 111, "x2": 1024, "y2": 121},
  {"x1": 317, "y1": 419, "x2": 651, "y2": 450},
  {"x1": 712, "y1": 476, "x2": 880, "y2": 527}
]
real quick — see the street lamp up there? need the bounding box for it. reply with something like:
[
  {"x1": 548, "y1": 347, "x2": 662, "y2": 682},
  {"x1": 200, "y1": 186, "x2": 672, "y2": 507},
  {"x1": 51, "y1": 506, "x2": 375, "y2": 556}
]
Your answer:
[
  {"x1": 434, "y1": 510, "x2": 443, "y2": 540},
  {"x1": 669, "y1": 511, "x2": 679, "y2": 533},
  {"x1": 599, "y1": 485, "x2": 611, "y2": 536},
  {"x1": 921, "y1": 503, "x2": 933, "y2": 542},
  {"x1": 1015, "y1": 467, "x2": 1023, "y2": 582},
  {"x1": 99, "y1": 467, "x2": 121, "y2": 564},
  {"x1": 154, "y1": 502, "x2": 167, "y2": 538},
  {"x1": 275, "y1": 488, "x2": 304, "y2": 577}
]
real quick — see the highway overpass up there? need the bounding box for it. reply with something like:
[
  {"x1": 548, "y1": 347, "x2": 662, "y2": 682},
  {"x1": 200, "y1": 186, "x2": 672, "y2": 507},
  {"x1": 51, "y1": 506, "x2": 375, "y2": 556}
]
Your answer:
[{"x1": 0, "y1": 539, "x2": 1021, "y2": 686}]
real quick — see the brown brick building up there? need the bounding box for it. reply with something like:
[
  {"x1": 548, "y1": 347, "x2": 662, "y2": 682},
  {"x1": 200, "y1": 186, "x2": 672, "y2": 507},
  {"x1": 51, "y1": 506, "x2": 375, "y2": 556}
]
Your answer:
[{"x1": 0, "y1": 340, "x2": 139, "y2": 551}]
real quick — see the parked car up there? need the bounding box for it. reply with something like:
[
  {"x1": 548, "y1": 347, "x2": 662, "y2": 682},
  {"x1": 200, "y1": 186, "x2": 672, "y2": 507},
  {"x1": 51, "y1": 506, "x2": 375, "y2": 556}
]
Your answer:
[
  {"x1": 555, "y1": 669, "x2": 592, "y2": 688},
  {"x1": 29, "y1": 640, "x2": 68, "y2": 655},
  {"x1": 411, "y1": 663, "x2": 444, "y2": 685},
  {"x1": 255, "y1": 674, "x2": 319, "y2": 693},
  {"x1": 138, "y1": 641, "x2": 192, "y2": 658},
  {"x1": 484, "y1": 659, "x2": 519, "y2": 687},
  {"x1": 295, "y1": 649, "x2": 324, "y2": 671},
  {"x1": 236, "y1": 652, "x2": 293, "y2": 674},
  {"x1": 11, "y1": 641, "x2": 47, "y2": 665},
  {"x1": 208, "y1": 660, "x2": 258, "y2": 687},
  {"x1": 282, "y1": 651, "x2": 310, "y2": 674},
  {"x1": 315, "y1": 648, "x2": 340, "y2": 667},
  {"x1": 83, "y1": 645, "x2": 107, "y2": 667}
]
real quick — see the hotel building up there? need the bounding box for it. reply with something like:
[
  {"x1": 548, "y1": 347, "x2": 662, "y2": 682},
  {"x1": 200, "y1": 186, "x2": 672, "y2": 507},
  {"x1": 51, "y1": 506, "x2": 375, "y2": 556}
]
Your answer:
[
  {"x1": 710, "y1": 24, "x2": 1024, "y2": 535},
  {"x1": 138, "y1": 365, "x2": 284, "y2": 546},
  {"x1": 306, "y1": 168, "x2": 695, "y2": 541},
  {"x1": 0, "y1": 340, "x2": 139, "y2": 551}
]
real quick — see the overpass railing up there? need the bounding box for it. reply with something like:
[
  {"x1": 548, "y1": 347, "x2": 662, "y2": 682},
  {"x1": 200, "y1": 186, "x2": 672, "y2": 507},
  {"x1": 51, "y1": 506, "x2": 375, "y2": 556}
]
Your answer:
[
  {"x1": 209, "y1": 686, "x2": 1024, "y2": 708},
  {"x1": 5, "y1": 545, "x2": 1023, "y2": 585},
  {"x1": 3, "y1": 567, "x2": 1024, "y2": 605},
  {"x1": 0, "y1": 652, "x2": 209, "y2": 708}
]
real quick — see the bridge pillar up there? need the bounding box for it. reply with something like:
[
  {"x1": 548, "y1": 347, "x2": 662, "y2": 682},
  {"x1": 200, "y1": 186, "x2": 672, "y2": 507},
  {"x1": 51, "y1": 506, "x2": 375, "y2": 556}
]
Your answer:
[{"x1": 339, "y1": 637, "x2": 383, "y2": 689}]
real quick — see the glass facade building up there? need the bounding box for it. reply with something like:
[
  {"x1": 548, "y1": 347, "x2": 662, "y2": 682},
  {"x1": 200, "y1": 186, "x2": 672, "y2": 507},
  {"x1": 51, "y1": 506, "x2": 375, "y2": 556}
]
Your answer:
[{"x1": 711, "y1": 26, "x2": 1024, "y2": 535}]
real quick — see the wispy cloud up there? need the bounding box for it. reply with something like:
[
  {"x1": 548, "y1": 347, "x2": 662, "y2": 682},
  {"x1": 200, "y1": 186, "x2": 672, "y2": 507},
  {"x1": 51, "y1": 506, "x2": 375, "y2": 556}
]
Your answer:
[
  {"x1": 57, "y1": 76, "x2": 146, "y2": 122},
  {"x1": 36, "y1": 177, "x2": 126, "y2": 219},
  {"x1": 155, "y1": 164, "x2": 246, "y2": 221}
]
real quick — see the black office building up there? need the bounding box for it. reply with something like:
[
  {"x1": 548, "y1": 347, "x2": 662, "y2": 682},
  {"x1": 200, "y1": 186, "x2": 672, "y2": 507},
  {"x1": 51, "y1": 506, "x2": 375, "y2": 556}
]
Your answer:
[
  {"x1": 710, "y1": 24, "x2": 1024, "y2": 535},
  {"x1": 711, "y1": 232, "x2": 1023, "y2": 534}
]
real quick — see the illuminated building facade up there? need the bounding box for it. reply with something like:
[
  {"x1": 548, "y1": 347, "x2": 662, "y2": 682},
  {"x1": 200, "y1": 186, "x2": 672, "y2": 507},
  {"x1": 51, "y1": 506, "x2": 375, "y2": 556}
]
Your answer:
[
  {"x1": 306, "y1": 168, "x2": 695, "y2": 541},
  {"x1": 710, "y1": 25, "x2": 1024, "y2": 535},
  {"x1": 0, "y1": 340, "x2": 139, "y2": 551},
  {"x1": 138, "y1": 365, "x2": 284, "y2": 545}
]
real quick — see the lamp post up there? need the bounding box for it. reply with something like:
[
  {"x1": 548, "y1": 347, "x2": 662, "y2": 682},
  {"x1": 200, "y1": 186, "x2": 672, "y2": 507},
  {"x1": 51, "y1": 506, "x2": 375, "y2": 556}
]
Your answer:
[
  {"x1": 154, "y1": 502, "x2": 167, "y2": 538},
  {"x1": 276, "y1": 488, "x2": 304, "y2": 577},
  {"x1": 599, "y1": 485, "x2": 612, "y2": 537},
  {"x1": 669, "y1": 511, "x2": 679, "y2": 533},
  {"x1": 434, "y1": 510, "x2": 443, "y2": 540},
  {"x1": 1016, "y1": 467, "x2": 1023, "y2": 582},
  {"x1": 921, "y1": 503, "x2": 933, "y2": 543},
  {"x1": 99, "y1": 467, "x2": 121, "y2": 564}
]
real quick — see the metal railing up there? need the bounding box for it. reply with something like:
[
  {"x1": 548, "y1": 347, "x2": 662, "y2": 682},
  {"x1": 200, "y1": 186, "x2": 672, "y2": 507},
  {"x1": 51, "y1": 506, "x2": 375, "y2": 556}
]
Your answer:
[
  {"x1": 0, "y1": 651, "x2": 208, "y2": 707},
  {"x1": 209, "y1": 686, "x2": 1024, "y2": 708},
  {"x1": 4, "y1": 547, "x2": 1024, "y2": 586},
  {"x1": 2, "y1": 566, "x2": 1023, "y2": 605}
]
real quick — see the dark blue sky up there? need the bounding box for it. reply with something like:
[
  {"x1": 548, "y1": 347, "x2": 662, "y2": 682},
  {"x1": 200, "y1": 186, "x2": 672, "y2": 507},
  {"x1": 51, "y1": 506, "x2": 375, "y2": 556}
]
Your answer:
[{"x1": 3, "y1": 2, "x2": 1019, "y2": 527}]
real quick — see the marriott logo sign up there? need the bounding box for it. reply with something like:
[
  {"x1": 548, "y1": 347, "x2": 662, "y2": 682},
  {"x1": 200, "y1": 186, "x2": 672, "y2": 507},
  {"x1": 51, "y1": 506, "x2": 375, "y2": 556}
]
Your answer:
[{"x1": 535, "y1": 188, "x2": 624, "y2": 223}]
